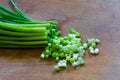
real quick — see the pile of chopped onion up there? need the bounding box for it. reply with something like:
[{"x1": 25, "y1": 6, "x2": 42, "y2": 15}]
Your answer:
[{"x1": 40, "y1": 28, "x2": 100, "y2": 71}]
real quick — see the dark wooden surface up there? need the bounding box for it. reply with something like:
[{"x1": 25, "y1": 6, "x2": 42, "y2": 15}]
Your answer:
[{"x1": 0, "y1": 0, "x2": 120, "y2": 80}]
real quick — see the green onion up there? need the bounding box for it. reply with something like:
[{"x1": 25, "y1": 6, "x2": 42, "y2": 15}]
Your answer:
[
  {"x1": 0, "y1": 40, "x2": 47, "y2": 46},
  {"x1": 0, "y1": 29, "x2": 47, "y2": 36},
  {"x1": 54, "y1": 65, "x2": 60, "y2": 71},
  {"x1": 0, "y1": 36, "x2": 47, "y2": 41},
  {"x1": 0, "y1": 45, "x2": 45, "y2": 48},
  {"x1": 9, "y1": 0, "x2": 33, "y2": 21},
  {"x1": 0, "y1": 23, "x2": 47, "y2": 33},
  {"x1": 0, "y1": 5, "x2": 20, "y2": 16}
]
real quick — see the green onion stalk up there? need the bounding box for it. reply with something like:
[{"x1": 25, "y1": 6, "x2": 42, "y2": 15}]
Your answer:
[{"x1": 0, "y1": 0, "x2": 59, "y2": 48}]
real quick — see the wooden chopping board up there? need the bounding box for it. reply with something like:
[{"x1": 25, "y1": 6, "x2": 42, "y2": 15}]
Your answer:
[{"x1": 0, "y1": 0, "x2": 119, "y2": 80}]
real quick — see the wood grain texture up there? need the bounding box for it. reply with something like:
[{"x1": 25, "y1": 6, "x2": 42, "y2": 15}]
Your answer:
[{"x1": 0, "y1": 0, "x2": 120, "y2": 80}]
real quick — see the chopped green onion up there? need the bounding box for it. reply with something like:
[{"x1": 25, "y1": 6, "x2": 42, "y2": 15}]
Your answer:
[{"x1": 54, "y1": 65, "x2": 60, "y2": 71}]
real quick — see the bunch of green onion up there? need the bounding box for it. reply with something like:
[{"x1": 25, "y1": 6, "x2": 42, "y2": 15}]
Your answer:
[{"x1": 0, "y1": 0, "x2": 59, "y2": 48}]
